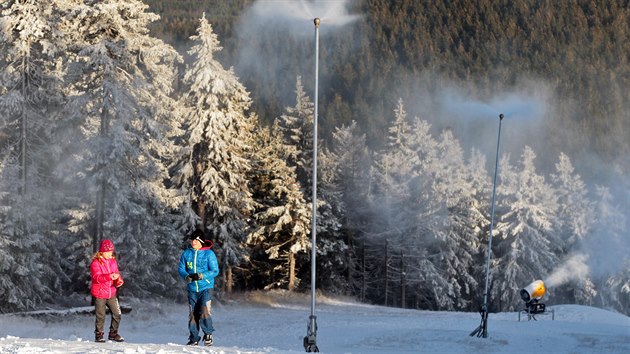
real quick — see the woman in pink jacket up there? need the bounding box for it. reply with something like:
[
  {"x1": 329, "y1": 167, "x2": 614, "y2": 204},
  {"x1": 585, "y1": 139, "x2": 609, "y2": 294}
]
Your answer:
[{"x1": 90, "y1": 239, "x2": 125, "y2": 343}]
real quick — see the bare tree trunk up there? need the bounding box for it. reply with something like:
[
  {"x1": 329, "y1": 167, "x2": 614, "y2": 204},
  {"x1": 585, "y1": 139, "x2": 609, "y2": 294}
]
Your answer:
[
  {"x1": 400, "y1": 250, "x2": 406, "y2": 309},
  {"x1": 384, "y1": 240, "x2": 389, "y2": 306},
  {"x1": 19, "y1": 57, "x2": 28, "y2": 196},
  {"x1": 346, "y1": 230, "x2": 353, "y2": 296},
  {"x1": 288, "y1": 251, "x2": 296, "y2": 291},
  {"x1": 95, "y1": 185, "x2": 105, "y2": 253},
  {"x1": 226, "y1": 266, "x2": 233, "y2": 294},
  {"x1": 361, "y1": 240, "x2": 366, "y2": 302},
  {"x1": 94, "y1": 99, "x2": 110, "y2": 252},
  {"x1": 19, "y1": 112, "x2": 27, "y2": 194},
  {"x1": 197, "y1": 199, "x2": 206, "y2": 227}
]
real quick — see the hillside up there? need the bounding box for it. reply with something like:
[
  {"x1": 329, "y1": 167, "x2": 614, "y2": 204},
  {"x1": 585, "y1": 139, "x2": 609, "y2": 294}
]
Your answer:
[
  {"x1": 144, "y1": 0, "x2": 629, "y2": 174},
  {"x1": 0, "y1": 291, "x2": 629, "y2": 353}
]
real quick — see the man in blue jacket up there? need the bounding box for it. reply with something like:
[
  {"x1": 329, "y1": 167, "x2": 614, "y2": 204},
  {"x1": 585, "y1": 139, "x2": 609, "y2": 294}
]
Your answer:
[{"x1": 178, "y1": 229, "x2": 219, "y2": 346}]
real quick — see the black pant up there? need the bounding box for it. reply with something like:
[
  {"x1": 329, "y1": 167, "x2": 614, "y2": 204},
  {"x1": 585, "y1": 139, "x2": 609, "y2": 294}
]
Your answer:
[{"x1": 94, "y1": 296, "x2": 122, "y2": 334}]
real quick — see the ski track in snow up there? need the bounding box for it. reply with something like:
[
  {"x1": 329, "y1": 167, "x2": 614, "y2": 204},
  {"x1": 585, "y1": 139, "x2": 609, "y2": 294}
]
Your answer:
[{"x1": 0, "y1": 293, "x2": 629, "y2": 353}]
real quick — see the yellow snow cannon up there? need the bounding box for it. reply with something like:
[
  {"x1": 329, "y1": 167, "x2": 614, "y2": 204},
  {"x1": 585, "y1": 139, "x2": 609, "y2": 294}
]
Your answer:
[
  {"x1": 518, "y1": 280, "x2": 554, "y2": 321},
  {"x1": 520, "y1": 280, "x2": 546, "y2": 302}
]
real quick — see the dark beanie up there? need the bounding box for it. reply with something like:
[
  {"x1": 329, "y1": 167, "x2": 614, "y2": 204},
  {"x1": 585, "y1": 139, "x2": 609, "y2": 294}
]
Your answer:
[{"x1": 190, "y1": 229, "x2": 205, "y2": 240}]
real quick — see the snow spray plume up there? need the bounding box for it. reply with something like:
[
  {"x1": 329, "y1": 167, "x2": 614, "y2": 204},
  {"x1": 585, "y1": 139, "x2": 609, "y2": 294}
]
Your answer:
[
  {"x1": 438, "y1": 87, "x2": 548, "y2": 122},
  {"x1": 544, "y1": 254, "x2": 590, "y2": 288},
  {"x1": 426, "y1": 84, "x2": 551, "y2": 166},
  {"x1": 238, "y1": 0, "x2": 361, "y2": 40},
  {"x1": 235, "y1": 0, "x2": 361, "y2": 123}
]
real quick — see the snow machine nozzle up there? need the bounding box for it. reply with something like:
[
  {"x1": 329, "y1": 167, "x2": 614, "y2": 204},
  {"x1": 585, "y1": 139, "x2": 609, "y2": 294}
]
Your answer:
[
  {"x1": 520, "y1": 280, "x2": 545, "y2": 303},
  {"x1": 518, "y1": 280, "x2": 555, "y2": 321}
]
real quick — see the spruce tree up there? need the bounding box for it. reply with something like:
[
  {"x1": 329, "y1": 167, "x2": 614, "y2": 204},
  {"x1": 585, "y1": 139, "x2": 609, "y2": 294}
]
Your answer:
[
  {"x1": 330, "y1": 121, "x2": 371, "y2": 295},
  {"x1": 0, "y1": 0, "x2": 69, "y2": 311},
  {"x1": 492, "y1": 147, "x2": 560, "y2": 311},
  {"x1": 172, "y1": 14, "x2": 255, "y2": 293},
  {"x1": 62, "y1": 0, "x2": 182, "y2": 296},
  {"x1": 248, "y1": 122, "x2": 311, "y2": 291}
]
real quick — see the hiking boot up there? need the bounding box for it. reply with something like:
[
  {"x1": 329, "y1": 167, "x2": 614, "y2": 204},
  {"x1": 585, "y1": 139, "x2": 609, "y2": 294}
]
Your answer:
[
  {"x1": 203, "y1": 333, "x2": 213, "y2": 346},
  {"x1": 95, "y1": 331, "x2": 105, "y2": 343},
  {"x1": 186, "y1": 338, "x2": 199, "y2": 346},
  {"x1": 108, "y1": 331, "x2": 125, "y2": 342}
]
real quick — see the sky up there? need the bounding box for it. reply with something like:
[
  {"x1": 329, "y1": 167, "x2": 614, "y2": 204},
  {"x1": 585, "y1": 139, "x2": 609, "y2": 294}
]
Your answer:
[{"x1": 0, "y1": 291, "x2": 628, "y2": 354}]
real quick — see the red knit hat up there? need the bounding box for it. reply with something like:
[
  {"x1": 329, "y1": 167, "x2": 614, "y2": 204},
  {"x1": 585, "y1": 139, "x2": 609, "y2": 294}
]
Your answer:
[{"x1": 99, "y1": 239, "x2": 114, "y2": 252}]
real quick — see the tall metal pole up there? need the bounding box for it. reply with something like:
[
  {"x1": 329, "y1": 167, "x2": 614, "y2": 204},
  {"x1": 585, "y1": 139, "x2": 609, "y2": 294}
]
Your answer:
[
  {"x1": 470, "y1": 113, "x2": 504, "y2": 338},
  {"x1": 304, "y1": 17, "x2": 320, "y2": 353}
]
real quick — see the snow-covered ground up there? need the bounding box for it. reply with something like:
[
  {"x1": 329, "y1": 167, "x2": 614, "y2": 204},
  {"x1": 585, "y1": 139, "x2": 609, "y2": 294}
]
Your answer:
[{"x1": 1, "y1": 291, "x2": 628, "y2": 353}]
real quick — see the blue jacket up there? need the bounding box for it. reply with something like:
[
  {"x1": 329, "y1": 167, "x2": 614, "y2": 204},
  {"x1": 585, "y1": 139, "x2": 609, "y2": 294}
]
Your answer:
[{"x1": 178, "y1": 245, "x2": 219, "y2": 293}]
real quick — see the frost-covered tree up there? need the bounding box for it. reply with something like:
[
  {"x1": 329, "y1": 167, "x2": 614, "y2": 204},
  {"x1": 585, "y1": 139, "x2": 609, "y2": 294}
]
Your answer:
[
  {"x1": 368, "y1": 99, "x2": 417, "y2": 306},
  {"x1": 492, "y1": 147, "x2": 560, "y2": 310},
  {"x1": 330, "y1": 121, "x2": 371, "y2": 221},
  {"x1": 172, "y1": 15, "x2": 255, "y2": 293},
  {"x1": 247, "y1": 122, "x2": 311, "y2": 291},
  {"x1": 604, "y1": 258, "x2": 630, "y2": 315},
  {"x1": 464, "y1": 148, "x2": 492, "y2": 308},
  {"x1": 590, "y1": 186, "x2": 629, "y2": 314},
  {"x1": 61, "y1": 0, "x2": 182, "y2": 296},
  {"x1": 429, "y1": 130, "x2": 484, "y2": 309},
  {"x1": 0, "y1": 0, "x2": 65, "y2": 193},
  {"x1": 0, "y1": 0, "x2": 69, "y2": 311},
  {"x1": 274, "y1": 75, "x2": 346, "y2": 293},
  {"x1": 551, "y1": 153, "x2": 593, "y2": 249},
  {"x1": 315, "y1": 146, "x2": 347, "y2": 293},
  {"x1": 371, "y1": 99, "x2": 417, "y2": 233},
  {"x1": 550, "y1": 152, "x2": 596, "y2": 304},
  {"x1": 330, "y1": 121, "x2": 371, "y2": 294},
  {"x1": 276, "y1": 76, "x2": 314, "y2": 187},
  {"x1": 367, "y1": 100, "x2": 462, "y2": 309}
]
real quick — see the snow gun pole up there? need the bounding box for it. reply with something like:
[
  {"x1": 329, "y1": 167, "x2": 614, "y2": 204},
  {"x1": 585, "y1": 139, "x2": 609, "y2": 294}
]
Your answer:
[
  {"x1": 304, "y1": 17, "x2": 320, "y2": 353},
  {"x1": 470, "y1": 113, "x2": 504, "y2": 338}
]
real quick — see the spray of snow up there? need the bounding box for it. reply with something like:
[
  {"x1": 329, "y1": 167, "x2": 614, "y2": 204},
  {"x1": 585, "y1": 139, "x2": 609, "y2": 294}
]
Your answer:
[
  {"x1": 233, "y1": 0, "x2": 361, "y2": 119},
  {"x1": 544, "y1": 254, "x2": 590, "y2": 288},
  {"x1": 403, "y1": 82, "x2": 554, "y2": 166},
  {"x1": 247, "y1": 0, "x2": 361, "y2": 32},
  {"x1": 437, "y1": 87, "x2": 548, "y2": 121}
]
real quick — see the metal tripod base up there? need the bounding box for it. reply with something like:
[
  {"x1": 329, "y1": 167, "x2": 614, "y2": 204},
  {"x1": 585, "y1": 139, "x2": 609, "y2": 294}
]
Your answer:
[
  {"x1": 303, "y1": 315, "x2": 319, "y2": 352},
  {"x1": 469, "y1": 309, "x2": 488, "y2": 338}
]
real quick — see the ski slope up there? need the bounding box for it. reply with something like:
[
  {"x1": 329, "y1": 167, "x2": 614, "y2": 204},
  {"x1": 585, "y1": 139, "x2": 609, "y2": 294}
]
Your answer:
[{"x1": 0, "y1": 291, "x2": 628, "y2": 353}]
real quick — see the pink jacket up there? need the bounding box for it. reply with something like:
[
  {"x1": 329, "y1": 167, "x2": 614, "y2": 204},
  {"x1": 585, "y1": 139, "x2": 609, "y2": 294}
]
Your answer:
[{"x1": 90, "y1": 256, "x2": 124, "y2": 299}]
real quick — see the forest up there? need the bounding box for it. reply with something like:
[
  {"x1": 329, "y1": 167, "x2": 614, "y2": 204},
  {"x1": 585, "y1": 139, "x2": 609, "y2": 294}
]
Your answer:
[
  {"x1": 0, "y1": 0, "x2": 628, "y2": 317},
  {"x1": 144, "y1": 0, "x2": 629, "y2": 170}
]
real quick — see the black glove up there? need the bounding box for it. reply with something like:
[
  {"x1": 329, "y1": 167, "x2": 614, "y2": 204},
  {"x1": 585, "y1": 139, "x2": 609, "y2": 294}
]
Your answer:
[{"x1": 185, "y1": 273, "x2": 201, "y2": 282}]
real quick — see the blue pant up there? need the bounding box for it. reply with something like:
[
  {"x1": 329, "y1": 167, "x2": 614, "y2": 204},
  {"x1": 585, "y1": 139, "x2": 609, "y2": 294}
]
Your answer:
[{"x1": 187, "y1": 288, "x2": 214, "y2": 341}]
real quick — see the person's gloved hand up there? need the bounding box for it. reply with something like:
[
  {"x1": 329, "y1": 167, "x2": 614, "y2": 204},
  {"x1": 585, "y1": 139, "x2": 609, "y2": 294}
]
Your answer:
[
  {"x1": 114, "y1": 277, "x2": 124, "y2": 288},
  {"x1": 185, "y1": 273, "x2": 202, "y2": 282}
]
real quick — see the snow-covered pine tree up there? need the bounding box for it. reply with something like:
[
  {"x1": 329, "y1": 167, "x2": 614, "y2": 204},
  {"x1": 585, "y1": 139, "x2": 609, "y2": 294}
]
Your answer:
[
  {"x1": 274, "y1": 75, "x2": 346, "y2": 293},
  {"x1": 464, "y1": 148, "x2": 493, "y2": 310},
  {"x1": 428, "y1": 130, "x2": 483, "y2": 310},
  {"x1": 276, "y1": 76, "x2": 314, "y2": 188},
  {"x1": 315, "y1": 146, "x2": 347, "y2": 293},
  {"x1": 368, "y1": 99, "x2": 459, "y2": 309},
  {"x1": 329, "y1": 121, "x2": 371, "y2": 295},
  {"x1": 551, "y1": 153, "x2": 593, "y2": 250},
  {"x1": 0, "y1": 0, "x2": 70, "y2": 311},
  {"x1": 492, "y1": 146, "x2": 560, "y2": 311},
  {"x1": 61, "y1": 0, "x2": 182, "y2": 296},
  {"x1": 550, "y1": 152, "x2": 596, "y2": 304},
  {"x1": 247, "y1": 122, "x2": 311, "y2": 291},
  {"x1": 172, "y1": 14, "x2": 255, "y2": 293},
  {"x1": 590, "y1": 186, "x2": 629, "y2": 315},
  {"x1": 368, "y1": 99, "x2": 417, "y2": 307},
  {"x1": 604, "y1": 258, "x2": 630, "y2": 316}
]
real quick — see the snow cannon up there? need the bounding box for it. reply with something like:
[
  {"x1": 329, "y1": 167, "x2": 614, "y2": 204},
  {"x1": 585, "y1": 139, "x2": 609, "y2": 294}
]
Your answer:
[
  {"x1": 518, "y1": 280, "x2": 554, "y2": 321},
  {"x1": 520, "y1": 280, "x2": 545, "y2": 303}
]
